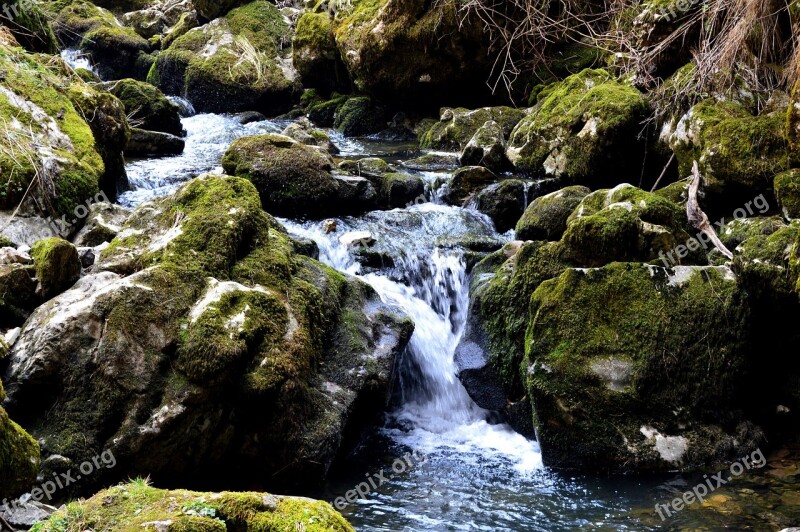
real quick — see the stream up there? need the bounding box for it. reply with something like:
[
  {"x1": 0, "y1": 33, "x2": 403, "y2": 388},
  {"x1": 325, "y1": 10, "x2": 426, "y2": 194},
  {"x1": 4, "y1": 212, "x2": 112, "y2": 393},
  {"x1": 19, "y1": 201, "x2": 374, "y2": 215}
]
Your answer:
[{"x1": 116, "y1": 110, "x2": 766, "y2": 531}]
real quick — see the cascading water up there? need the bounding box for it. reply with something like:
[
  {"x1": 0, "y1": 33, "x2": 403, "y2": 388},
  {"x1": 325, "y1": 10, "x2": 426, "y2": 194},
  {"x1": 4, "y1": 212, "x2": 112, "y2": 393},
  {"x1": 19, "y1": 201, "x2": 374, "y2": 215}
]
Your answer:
[{"x1": 117, "y1": 113, "x2": 690, "y2": 531}]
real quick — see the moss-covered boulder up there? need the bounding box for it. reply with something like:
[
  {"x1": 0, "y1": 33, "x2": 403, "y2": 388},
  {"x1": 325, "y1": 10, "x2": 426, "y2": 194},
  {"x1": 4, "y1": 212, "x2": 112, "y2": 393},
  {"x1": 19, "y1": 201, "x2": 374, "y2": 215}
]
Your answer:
[
  {"x1": 83, "y1": 21, "x2": 154, "y2": 80},
  {"x1": 282, "y1": 117, "x2": 340, "y2": 154},
  {"x1": 221, "y1": 134, "x2": 342, "y2": 217},
  {"x1": 30, "y1": 238, "x2": 82, "y2": 299},
  {"x1": 126, "y1": 127, "x2": 186, "y2": 156},
  {"x1": 443, "y1": 166, "x2": 498, "y2": 205},
  {"x1": 0, "y1": 335, "x2": 40, "y2": 499},
  {"x1": 421, "y1": 106, "x2": 526, "y2": 151},
  {"x1": 293, "y1": 9, "x2": 350, "y2": 94},
  {"x1": 328, "y1": 0, "x2": 493, "y2": 107},
  {"x1": 526, "y1": 263, "x2": 758, "y2": 472},
  {"x1": 775, "y1": 169, "x2": 800, "y2": 220},
  {"x1": 31, "y1": 481, "x2": 354, "y2": 531},
  {"x1": 460, "y1": 120, "x2": 508, "y2": 172},
  {"x1": 73, "y1": 202, "x2": 133, "y2": 247},
  {"x1": 0, "y1": 0, "x2": 58, "y2": 53},
  {"x1": 333, "y1": 96, "x2": 388, "y2": 137},
  {"x1": 338, "y1": 158, "x2": 424, "y2": 209},
  {"x1": 669, "y1": 99, "x2": 797, "y2": 201},
  {"x1": 305, "y1": 92, "x2": 348, "y2": 127},
  {"x1": 0, "y1": 43, "x2": 108, "y2": 217},
  {"x1": 506, "y1": 69, "x2": 649, "y2": 186},
  {"x1": 194, "y1": 0, "x2": 247, "y2": 20},
  {"x1": 516, "y1": 185, "x2": 591, "y2": 241},
  {"x1": 562, "y1": 184, "x2": 703, "y2": 267},
  {"x1": 101, "y1": 79, "x2": 184, "y2": 137},
  {"x1": 0, "y1": 403, "x2": 40, "y2": 499},
  {"x1": 2, "y1": 175, "x2": 412, "y2": 496},
  {"x1": 0, "y1": 262, "x2": 39, "y2": 327},
  {"x1": 148, "y1": 1, "x2": 300, "y2": 115},
  {"x1": 66, "y1": 80, "x2": 132, "y2": 199},
  {"x1": 473, "y1": 180, "x2": 530, "y2": 233}
]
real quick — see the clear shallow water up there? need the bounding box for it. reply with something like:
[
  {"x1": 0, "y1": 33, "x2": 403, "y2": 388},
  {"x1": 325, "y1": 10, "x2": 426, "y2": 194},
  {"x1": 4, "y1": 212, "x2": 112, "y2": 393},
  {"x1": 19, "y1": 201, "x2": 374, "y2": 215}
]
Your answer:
[{"x1": 119, "y1": 112, "x2": 777, "y2": 531}]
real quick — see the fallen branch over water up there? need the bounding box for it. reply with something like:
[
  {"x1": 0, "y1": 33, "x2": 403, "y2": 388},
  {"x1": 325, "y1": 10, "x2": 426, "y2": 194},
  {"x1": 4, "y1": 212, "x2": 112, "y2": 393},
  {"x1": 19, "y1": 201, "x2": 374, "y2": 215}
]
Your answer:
[{"x1": 687, "y1": 160, "x2": 733, "y2": 260}]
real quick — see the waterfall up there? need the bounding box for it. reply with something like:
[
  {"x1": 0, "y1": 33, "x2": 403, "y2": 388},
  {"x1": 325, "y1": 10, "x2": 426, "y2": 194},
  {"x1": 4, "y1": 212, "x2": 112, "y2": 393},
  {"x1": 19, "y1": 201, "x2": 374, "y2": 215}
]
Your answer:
[{"x1": 282, "y1": 207, "x2": 542, "y2": 473}]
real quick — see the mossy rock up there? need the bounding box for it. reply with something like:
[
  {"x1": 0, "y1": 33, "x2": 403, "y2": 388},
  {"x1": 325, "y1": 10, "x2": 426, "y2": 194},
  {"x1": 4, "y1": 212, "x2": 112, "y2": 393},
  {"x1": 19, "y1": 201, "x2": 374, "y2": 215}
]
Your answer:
[
  {"x1": 101, "y1": 79, "x2": 184, "y2": 136},
  {"x1": 670, "y1": 99, "x2": 797, "y2": 201},
  {"x1": 149, "y1": 1, "x2": 300, "y2": 115},
  {"x1": 30, "y1": 237, "x2": 82, "y2": 299},
  {"x1": 0, "y1": 0, "x2": 58, "y2": 53},
  {"x1": 473, "y1": 179, "x2": 530, "y2": 233},
  {"x1": 562, "y1": 184, "x2": 703, "y2": 267},
  {"x1": 421, "y1": 106, "x2": 526, "y2": 151},
  {"x1": 66, "y1": 80, "x2": 131, "y2": 199},
  {"x1": 293, "y1": 11, "x2": 350, "y2": 94},
  {"x1": 733, "y1": 221, "x2": 800, "y2": 300},
  {"x1": 507, "y1": 69, "x2": 649, "y2": 186},
  {"x1": 443, "y1": 166, "x2": 498, "y2": 205},
  {"x1": 526, "y1": 263, "x2": 756, "y2": 472},
  {"x1": 471, "y1": 241, "x2": 570, "y2": 395},
  {"x1": 221, "y1": 133, "x2": 342, "y2": 218},
  {"x1": 330, "y1": 0, "x2": 494, "y2": 107},
  {"x1": 0, "y1": 43, "x2": 105, "y2": 217},
  {"x1": 459, "y1": 119, "x2": 508, "y2": 172},
  {"x1": 0, "y1": 263, "x2": 39, "y2": 327},
  {"x1": 337, "y1": 158, "x2": 423, "y2": 209},
  {"x1": 333, "y1": 96, "x2": 388, "y2": 137},
  {"x1": 306, "y1": 93, "x2": 348, "y2": 127},
  {"x1": 0, "y1": 405, "x2": 40, "y2": 499},
  {"x1": 194, "y1": 0, "x2": 247, "y2": 20},
  {"x1": 4, "y1": 175, "x2": 412, "y2": 496},
  {"x1": 516, "y1": 185, "x2": 591, "y2": 241},
  {"x1": 82, "y1": 22, "x2": 154, "y2": 80},
  {"x1": 31, "y1": 481, "x2": 354, "y2": 531},
  {"x1": 51, "y1": 0, "x2": 119, "y2": 47},
  {"x1": 774, "y1": 169, "x2": 800, "y2": 220}
]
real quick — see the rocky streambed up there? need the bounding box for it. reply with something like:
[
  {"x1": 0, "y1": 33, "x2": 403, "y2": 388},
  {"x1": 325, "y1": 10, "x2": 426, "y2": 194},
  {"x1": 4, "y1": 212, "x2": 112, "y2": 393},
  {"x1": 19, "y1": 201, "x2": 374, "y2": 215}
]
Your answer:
[{"x1": 1, "y1": 0, "x2": 800, "y2": 530}]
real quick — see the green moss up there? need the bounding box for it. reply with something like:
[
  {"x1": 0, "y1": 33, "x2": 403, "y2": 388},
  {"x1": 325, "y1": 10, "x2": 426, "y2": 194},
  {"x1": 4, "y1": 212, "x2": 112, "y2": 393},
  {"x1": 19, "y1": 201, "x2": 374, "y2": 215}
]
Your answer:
[
  {"x1": 221, "y1": 134, "x2": 340, "y2": 218},
  {"x1": 774, "y1": 169, "x2": 800, "y2": 219},
  {"x1": 516, "y1": 186, "x2": 591, "y2": 241},
  {"x1": 507, "y1": 69, "x2": 648, "y2": 184},
  {"x1": 31, "y1": 482, "x2": 354, "y2": 531},
  {"x1": 307, "y1": 94, "x2": 348, "y2": 127},
  {"x1": 0, "y1": 0, "x2": 58, "y2": 53},
  {"x1": 421, "y1": 106, "x2": 526, "y2": 151},
  {"x1": 0, "y1": 44, "x2": 103, "y2": 216},
  {"x1": 525, "y1": 263, "x2": 750, "y2": 471},
  {"x1": 103, "y1": 78, "x2": 183, "y2": 136},
  {"x1": 333, "y1": 96, "x2": 387, "y2": 136},
  {"x1": 671, "y1": 99, "x2": 797, "y2": 195},
  {"x1": 30, "y1": 237, "x2": 81, "y2": 299},
  {"x1": 0, "y1": 405, "x2": 40, "y2": 499}
]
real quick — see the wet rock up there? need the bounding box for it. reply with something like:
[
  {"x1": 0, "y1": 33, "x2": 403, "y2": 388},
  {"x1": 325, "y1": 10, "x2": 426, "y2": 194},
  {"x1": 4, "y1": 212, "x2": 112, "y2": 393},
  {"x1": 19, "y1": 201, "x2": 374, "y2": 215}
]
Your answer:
[
  {"x1": 29, "y1": 238, "x2": 82, "y2": 300},
  {"x1": 338, "y1": 159, "x2": 425, "y2": 210},
  {"x1": 0, "y1": 262, "x2": 38, "y2": 327},
  {"x1": 340, "y1": 231, "x2": 375, "y2": 248},
  {"x1": 126, "y1": 128, "x2": 186, "y2": 157},
  {"x1": 283, "y1": 117, "x2": 340, "y2": 154},
  {"x1": 402, "y1": 153, "x2": 460, "y2": 172},
  {"x1": 422, "y1": 107, "x2": 526, "y2": 151},
  {"x1": 236, "y1": 111, "x2": 267, "y2": 124},
  {"x1": 149, "y1": 2, "x2": 300, "y2": 115},
  {"x1": 323, "y1": 219, "x2": 338, "y2": 234},
  {"x1": 101, "y1": 79, "x2": 185, "y2": 137},
  {"x1": 507, "y1": 69, "x2": 649, "y2": 186},
  {"x1": 473, "y1": 180, "x2": 529, "y2": 233},
  {"x1": 2, "y1": 175, "x2": 412, "y2": 496},
  {"x1": 516, "y1": 186, "x2": 591, "y2": 241},
  {"x1": 73, "y1": 202, "x2": 133, "y2": 247},
  {"x1": 460, "y1": 120, "x2": 508, "y2": 172},
  {"x1": 0, "y1": 247, "x2": 32, "y2": 265},
  {"x1": 443, "y1": 166, "x2": 498, "y2": 205},
  {"x1": 293, "y1": 9, "x2": 350, "y2": 94}
]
